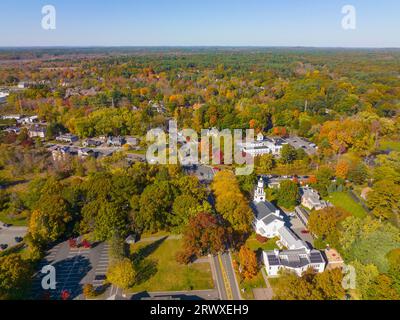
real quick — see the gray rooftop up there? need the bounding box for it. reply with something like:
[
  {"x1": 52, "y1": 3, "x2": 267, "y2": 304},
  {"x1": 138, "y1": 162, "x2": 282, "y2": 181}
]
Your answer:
[
  {"x1": 251, "y1": 201, "x2": 282, "y2": 221},
  {"x1": 266, "y1": 248, "x2": 325, "y2": 269}
]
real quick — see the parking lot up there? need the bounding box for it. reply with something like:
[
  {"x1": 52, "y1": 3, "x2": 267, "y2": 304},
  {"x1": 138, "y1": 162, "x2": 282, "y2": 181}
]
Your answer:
[
  {"x1": 285, "y1": 136, "x2": 318, "y2": 155},
  {"x1": 31, "y1": 241, "x2": 110, "y2": 300},
  {"x1": 0, "y1": 225, "x2": 27, "y2": 250}
]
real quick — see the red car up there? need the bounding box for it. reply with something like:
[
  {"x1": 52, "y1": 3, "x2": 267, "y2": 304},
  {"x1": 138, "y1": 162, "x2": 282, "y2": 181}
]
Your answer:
[{"x1": 301, "y1": 230, "x2": 310, "y2": 234}]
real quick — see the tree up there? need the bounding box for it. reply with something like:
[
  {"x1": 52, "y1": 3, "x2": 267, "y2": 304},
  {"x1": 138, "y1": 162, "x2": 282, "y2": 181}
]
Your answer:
[
  {"x1": 335, "y1": 160, "x2": 349, "y2": 179},
  {"x1": 277, "y1": 180, "x2": 300, "y2": 209},
  {"x1": 212, "y1": 170, "x2": 253, "y2": 234},
  {"x1": 351, "y1": 260, "x2": 380, "y2": 299},
  {"x1": 340, "y1": 217, "x2": 400, "y2": 272},
  {"x1": 106, "y1": 258, "x2": 136, "y2": 289},
  {"x1": 273, "y1": 269, "x2": 344, "y2": 300},
  {"x1": 83, "y1": 284, "x2": 97, "y2": 299},
  {"x1": 0, "y1": 254, "x2": 33, "y2": 299},
  {"x1": 256, "y1": 154, "x2": 275, "y2": 173},
  {"x1": 367, "y1": 180, "x2": 400, "y2": 221},
  {"x1": 238, "y1": 246, "x2": 258, "y2": 280},
  {"x1": 136, "y1": 181, "x2": 176, "y2": 232},
  {"x1": 365, "y1": 274, "x2": 400, "y2": 300},
  {"x1": 28, "y1": 178, "x2": 71, "y2": 244},
  {"x1": 387, "y1": 249, "x2": 400, "y2": 294},
  {"x1": 280, "y1": 144, "x2": 297, "y2": 164},
  {"x1": 170, "y1": 194, "x2": 200, "y2": 232},
  {"x1": 93, "y1": 202, "x2": 128, "y2": 241},
  {"x1": 308, "y1": 207, "x2": 349, "y2": 247},
  {"x1": 312, "y1": 166, "x2": 334, "y2": 197},
  {"x1": 177, "y1": 212, "x2": 229, "y2": 263}
]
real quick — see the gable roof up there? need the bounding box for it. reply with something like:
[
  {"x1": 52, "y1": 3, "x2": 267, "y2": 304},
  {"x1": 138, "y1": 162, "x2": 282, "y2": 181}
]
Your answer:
[{"x1": 250, "y1": 201, "x2": 283, "y2": 222}]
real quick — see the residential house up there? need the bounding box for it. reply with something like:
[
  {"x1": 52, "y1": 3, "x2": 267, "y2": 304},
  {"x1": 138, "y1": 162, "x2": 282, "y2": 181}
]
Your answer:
[
  {"x1": 28, "y1": 125, "x2": 46, "y2": 139},
  {"x1": 51, "y1": 146, "x2": 77, "y2": 162},
  {"x1": 56, "y1": 133, "x2": 79, "y2": 143},
  {"x1": 300, "y1": 186, "x2": 330, "y2": 211},
  {"x1": 17, "y1": 115, "x2": 39, "y2": 125},
  {"x1": 83, "y1": 139, "x2": 102, "y2": 147},
  {"x1": 0, "y1": 91, "x2": 9, "y2": 104},
  {"x1": 78, "y1": 148, "x2": 96, "y2": 158},
  {"x1": 3, "y1": 126, "x2": 20, "y2": 134},
  {"x1": 263, "y1": 248, "x2": 326, "y2": 276},
  {"x1": 107, "y1": 136, "x2": 125, "y2": 147}
]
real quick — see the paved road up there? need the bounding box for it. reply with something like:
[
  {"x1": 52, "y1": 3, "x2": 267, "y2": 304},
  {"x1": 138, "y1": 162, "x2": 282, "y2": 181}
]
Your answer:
[
  {"x1": 0, "y1": 225, "x2": 27, "y2": 250},
  {"x1": 211, "y1": 253, "x2": 241, "y2": 300}
]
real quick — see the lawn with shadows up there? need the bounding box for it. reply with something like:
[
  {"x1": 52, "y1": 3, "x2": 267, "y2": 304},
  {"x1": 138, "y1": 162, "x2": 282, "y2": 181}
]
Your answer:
[{"x1": 128, "y1": 238, "x2": 213, "y2": 292}]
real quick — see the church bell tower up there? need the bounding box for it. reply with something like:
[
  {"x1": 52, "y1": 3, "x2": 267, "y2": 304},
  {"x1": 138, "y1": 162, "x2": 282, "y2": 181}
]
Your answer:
[{"x1": 254, "y1": 177, "x2": 266, "y2": 203}]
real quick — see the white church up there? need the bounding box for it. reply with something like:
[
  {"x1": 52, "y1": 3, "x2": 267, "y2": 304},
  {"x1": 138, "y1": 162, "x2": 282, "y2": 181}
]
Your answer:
[{"x1": 251, "y1": 177, "x2": 326, "y2": 276}]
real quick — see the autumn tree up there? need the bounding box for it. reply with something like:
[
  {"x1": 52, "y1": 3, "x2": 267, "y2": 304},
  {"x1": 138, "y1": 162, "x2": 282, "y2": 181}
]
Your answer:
[
  {"x1": 308, "y1": 207, "x2": 350, "y2": 247},
  {"x1": 106, "y1": 258, "x2": 136, "y2": 290},
  {"x1": 238, "y1": 246, "x2": 258, "y2": 280},
  {"x1": 0, "y1": 254, "x2": 33, "y2": 299},
  {"x1": 256, "y1": 154, "x2": 275, "y2": 173},
  {"x1": 335, "y1": 160, "x2": 349, "y2": 179},
  {"x1": 367, "y1": 180, "x2": 400, "y2": 221},
  {"x1": 212, "y1": 170, "x2": 253, "y2": 234},
  {"x1": 177, "y1": 212, "x2": 229, "y2": 264},
  {"x1": 273, "y1": 269, "x2": 344, "y2": 300}
]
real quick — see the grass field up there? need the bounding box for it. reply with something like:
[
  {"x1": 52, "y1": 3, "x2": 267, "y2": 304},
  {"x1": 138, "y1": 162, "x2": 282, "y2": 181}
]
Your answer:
[
  {"x1": 0, "y1": 211, "x2": 28, "y2": 226},
  {"x1": 326, "y1": 192, "x2": 367, "y2": 218},
  {"x1": 128, "y1": 238, "x2": 214, "y2": 292},
  {"x1": 245, "y1": 234, "x2": 280, "y2": 252}
]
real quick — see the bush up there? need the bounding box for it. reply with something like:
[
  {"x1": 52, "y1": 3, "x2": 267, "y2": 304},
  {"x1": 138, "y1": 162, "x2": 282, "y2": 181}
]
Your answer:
[
  {"x1": 83, "y1": 284, "x2": 97, "y2": 299},
  {"x1": 255, "y1": 234, "x2": 268, "y2": 243}
]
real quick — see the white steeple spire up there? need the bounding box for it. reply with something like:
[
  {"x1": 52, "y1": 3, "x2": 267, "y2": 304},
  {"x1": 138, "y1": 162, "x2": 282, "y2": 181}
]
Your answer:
[{"x1": 254, "y1": 177, "x2": 266, "y2": 203}]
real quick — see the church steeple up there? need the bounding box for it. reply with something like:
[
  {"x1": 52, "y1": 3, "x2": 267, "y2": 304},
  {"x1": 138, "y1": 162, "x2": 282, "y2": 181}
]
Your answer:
[{"x1": 254, "y1": 177, "x2": 266, "y2": 203}]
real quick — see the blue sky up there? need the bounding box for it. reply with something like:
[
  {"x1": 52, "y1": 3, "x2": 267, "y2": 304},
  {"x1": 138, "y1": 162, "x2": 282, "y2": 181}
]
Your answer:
[{"x1": 0, "y1": 0, "x2": 399, "y2": 47}]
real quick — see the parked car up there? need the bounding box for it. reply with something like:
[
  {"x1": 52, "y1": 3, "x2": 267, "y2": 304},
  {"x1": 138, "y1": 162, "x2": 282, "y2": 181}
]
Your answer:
[
  {"x1": 0, "y1": 244, "x2": 8, "y2": 250},
  {"x1": 2, "y1": 223, "x2": 12, "y2": 228},
  {"x1": 301, "y1": 230, "x2": 310, "y2": 234},
  {"x1": 94, "y1": 274, "x2": 106, "y2": 281},
  {"x1": 15, "y1": 236, "x2": 23, "y2": 243}
]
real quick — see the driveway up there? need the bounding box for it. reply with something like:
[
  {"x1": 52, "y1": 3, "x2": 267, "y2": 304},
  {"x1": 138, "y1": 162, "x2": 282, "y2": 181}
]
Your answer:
[{"x1": 0, "y1": 225, "x2": 27, "y2": 250}]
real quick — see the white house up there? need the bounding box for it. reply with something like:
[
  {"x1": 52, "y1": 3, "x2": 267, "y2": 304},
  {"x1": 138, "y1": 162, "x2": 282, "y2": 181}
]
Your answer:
[
  {"x1": 0, "y1": 91, "x2": 9, "y2": 104},
  {"x1": 240, "y1": 133, "x2": 286, "y2": 157},
  {"x1": 28, "y1": 125, "x2": 46, "y2": 139},
  {"x1": 263, "y1": 248, "x2": 326, "y2": 276},
  {"x1": 17, "y1": 115, "x2": 39, "y2": 125},
  {"x1": 301, "y1": 186, "x2": 330, "y2": 211},
  {"x1": 56, "y1": 133, "x2": 79, "y2": 143}
]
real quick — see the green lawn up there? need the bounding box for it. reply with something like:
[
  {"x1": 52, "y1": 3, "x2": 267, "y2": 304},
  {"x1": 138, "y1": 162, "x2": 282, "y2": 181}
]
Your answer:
[
  {"x1": 245, "y1": 234, "x2": 280, "y2": 252},
  {"x1": 128, "y1": 238, "x2": 214, "y2": 292},
  {"x1": 0, "y1": 211, "x2": 28, "y2": 226},
  {"x1": 379, "y1": 139, "x2": 400, "y2": 152},
  {"x1": 326, "y1": 192, "x2": 367, "y2": 218}
]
